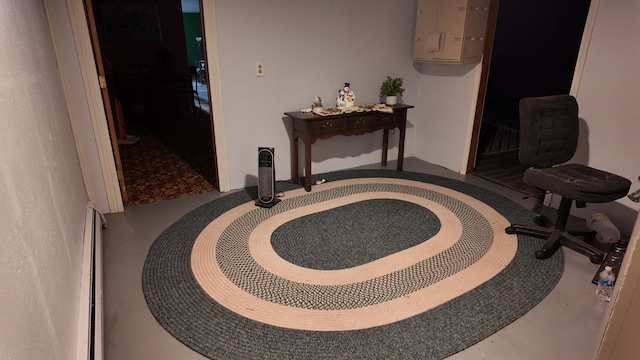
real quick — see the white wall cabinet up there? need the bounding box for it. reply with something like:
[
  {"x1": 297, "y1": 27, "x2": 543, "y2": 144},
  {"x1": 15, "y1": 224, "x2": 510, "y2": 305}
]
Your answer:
[{"x1": 414, "y1": 0, "x2": 490, "y2": 64}]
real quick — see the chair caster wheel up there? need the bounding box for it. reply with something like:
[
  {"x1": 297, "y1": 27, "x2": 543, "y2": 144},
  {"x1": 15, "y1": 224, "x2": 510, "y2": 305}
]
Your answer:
[
  {"x1": 535, "y1": 249, "x2": 552, "y2": 260},
  {"x1": 590, "y1": 254, "x2": 604, "y2": 264},
  {"x1": 505, "y1": 226, "x2": 516, "y2": 235}
]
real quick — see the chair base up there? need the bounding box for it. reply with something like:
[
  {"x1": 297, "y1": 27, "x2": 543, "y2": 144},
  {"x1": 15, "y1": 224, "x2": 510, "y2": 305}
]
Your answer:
[
  {"x1": 505, "y1": 220, "x2": 604, "y2": 264},
  {"x1": 505, "y1": 196, "x2": 606, "y2": 264}
]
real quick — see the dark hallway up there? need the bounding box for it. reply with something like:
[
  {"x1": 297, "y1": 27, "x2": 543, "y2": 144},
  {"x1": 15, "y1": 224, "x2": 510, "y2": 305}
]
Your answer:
[{"x1": 473, "y1": 0, "x2": 591, "y2": 195}]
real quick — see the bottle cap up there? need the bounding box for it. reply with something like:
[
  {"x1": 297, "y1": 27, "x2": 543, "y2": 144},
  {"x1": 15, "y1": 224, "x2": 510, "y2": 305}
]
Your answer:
[{"x1": 605, "y1": 266, "x2": 613, "y2": 271}]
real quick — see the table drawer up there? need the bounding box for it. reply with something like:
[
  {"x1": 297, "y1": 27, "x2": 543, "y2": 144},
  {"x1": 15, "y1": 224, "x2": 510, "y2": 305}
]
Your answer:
[
  {"x1": 347, "y1": 115, "x2": 376, "y2": 131},
  {"x1": 311, "y1": 119, "x2": 346, "y2": 135},
  {"x1": 378, "y1": 113, "x2": 400, "y2": 125}
]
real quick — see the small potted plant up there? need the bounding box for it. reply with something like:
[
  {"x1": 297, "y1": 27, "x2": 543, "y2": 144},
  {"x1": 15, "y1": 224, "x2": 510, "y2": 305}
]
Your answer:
[{"x1": 379, "y1": 76, "x2": 405, "y2": 105}]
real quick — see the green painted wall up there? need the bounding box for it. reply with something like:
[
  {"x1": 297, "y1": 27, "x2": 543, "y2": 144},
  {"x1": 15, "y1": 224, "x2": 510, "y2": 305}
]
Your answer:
[{"x1": 183, "y1": 13, "x2": 203, "y2": 68}]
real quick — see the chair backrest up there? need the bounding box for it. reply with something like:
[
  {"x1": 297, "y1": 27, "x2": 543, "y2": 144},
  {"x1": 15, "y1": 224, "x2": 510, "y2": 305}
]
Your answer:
[{"x1": 519, "y1": 95, "x2": 579, "y2": 168}]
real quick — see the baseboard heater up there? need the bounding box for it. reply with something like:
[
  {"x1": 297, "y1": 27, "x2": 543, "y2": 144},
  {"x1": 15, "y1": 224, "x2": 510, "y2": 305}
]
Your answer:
[{"x1": 77, "y1": 204, "x2": 105, "y2": 360}]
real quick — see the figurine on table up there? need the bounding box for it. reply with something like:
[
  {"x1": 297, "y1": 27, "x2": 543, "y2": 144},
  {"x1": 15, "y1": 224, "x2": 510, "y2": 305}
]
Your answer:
[
  {"x1": 312, "y1": 96, "x2": 323, "y2": 109},
  {"x1": 337, "y1": 82, "x2": 355, "y2": 107}
]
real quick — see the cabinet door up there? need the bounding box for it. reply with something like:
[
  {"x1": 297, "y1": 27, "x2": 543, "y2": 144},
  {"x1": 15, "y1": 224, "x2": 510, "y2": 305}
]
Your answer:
[
  {"x1": 433, "y1": 0, "x2": 468, "y2": 61},
  {"x1": 461, "y1": 0, "x2": 490, "y2": 60},
  {"x1": 413, "y1": 0, "x2": 489, "y2": 64},
  {"x1": 414, "y1": 0, "x2": 440, "y2": 60}
]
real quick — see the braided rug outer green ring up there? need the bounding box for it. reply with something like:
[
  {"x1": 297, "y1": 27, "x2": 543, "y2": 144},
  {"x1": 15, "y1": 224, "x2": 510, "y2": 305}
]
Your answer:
[{"x1": 142, "y1": 170, "x2": 563, "y2": 359}]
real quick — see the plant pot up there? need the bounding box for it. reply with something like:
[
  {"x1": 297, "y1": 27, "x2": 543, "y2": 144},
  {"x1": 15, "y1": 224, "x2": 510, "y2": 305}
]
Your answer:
[{"x1": 385, "y1": 95, "x2": 397, "y2": 106}]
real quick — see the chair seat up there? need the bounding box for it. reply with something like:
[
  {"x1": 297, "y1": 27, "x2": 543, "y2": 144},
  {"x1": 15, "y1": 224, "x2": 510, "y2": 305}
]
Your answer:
[{"x1": 524, "y1": 163, "x2": 631, "y2": 203}]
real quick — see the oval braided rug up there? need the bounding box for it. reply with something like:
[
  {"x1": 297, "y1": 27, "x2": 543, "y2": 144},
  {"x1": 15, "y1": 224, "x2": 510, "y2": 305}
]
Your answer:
[{"x1": 142, "y1": 170, "x2": 564, "y2": 359}]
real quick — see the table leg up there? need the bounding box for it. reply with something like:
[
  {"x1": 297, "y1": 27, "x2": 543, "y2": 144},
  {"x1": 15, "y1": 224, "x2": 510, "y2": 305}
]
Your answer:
[
  {"x1": 382, "y1": 129, "x2": 389, "y2": 166},
  {"x1": 305, "y1": 138, "x2": 312, "y2": 192},
  {"x1": 291, "y1": 135, "x2": 299, "y2": 184},
  {"x1": 397, "y1": 125, "x2": 406, "y2": 171}
]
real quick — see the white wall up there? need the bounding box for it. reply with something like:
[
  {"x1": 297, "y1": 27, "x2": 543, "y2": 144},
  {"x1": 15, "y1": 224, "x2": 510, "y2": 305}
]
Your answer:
[
  {"x1": 0, "y1": 0, "x2": 88, "y2": 359},
  {"x1": 412, "y1": 62, "x2": 481, "y2": 172},
  {"x1": 213, "y1": 0, "x2": 421, "y2": 189},
  {"x1": 47, "y1": 0, "x2": 639, "y2": 234},
  {"x1": 571, "y1": 0, "x2": 640, "y2": 234}
]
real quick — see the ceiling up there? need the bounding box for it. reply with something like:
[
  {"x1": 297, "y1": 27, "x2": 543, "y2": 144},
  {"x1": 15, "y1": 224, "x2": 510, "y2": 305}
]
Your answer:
[{"x1": 181, "y1": 0, "x2": 200, "y2": 13}]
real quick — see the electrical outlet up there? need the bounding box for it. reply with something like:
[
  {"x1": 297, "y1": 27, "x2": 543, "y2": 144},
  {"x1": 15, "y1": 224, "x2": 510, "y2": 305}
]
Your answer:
[{"x1": 256, "y1": 62, "x2": 264, "y2": 77}]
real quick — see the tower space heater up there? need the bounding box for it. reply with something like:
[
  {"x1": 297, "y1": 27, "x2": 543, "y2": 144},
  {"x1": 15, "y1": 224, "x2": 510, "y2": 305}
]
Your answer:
[{"x1": 256, "y1": 147, "x2": 280, "y2": 208}]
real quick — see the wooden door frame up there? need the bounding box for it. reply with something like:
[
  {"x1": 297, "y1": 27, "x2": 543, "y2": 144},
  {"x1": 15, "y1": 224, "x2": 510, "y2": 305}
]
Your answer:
[
  {"x1": 63, "y1": 0, "x2": 124, "y2": 212},
  {"x1": 83, "y1": 0, "x2": 128, "y2": 204},
  {"x1": 465, "y1": 0, "x2": 500, "y2": 174},
  {"x1": 465, "y1": 0, "x2": 598, "y2": 174},
  {"x1": 201, "y1": 0, "x2": 230, "y2": 192},
  {"x1": 61, "y1": 0, "x2": 231, "y2": 213},
  {"x1": 198, "y1": 0, "x2": 219, "y2": 190}
]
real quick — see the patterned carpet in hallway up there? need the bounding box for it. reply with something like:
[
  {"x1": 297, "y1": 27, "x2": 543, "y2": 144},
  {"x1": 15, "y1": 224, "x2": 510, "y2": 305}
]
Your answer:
[{"x1": 119, "y1": 111, "x2": 216, "y2": 206}]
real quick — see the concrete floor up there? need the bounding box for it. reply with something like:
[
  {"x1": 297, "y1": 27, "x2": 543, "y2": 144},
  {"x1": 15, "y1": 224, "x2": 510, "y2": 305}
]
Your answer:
[{"x1": 102, "y1": 157, "x2": 610, "y2": 359}]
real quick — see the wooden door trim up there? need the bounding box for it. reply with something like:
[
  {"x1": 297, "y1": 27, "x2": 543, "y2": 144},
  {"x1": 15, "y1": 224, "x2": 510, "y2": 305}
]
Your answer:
[
  {"x1": 201, "y1": 0, "x2": 231, "y2": 192},
  {"x1": 465, "y1": 0, "x2": 500, "y2": 174},
  {"x1": 198, "y1": 0, "x2": 219, "y2": 191},
  {"x1": 83, "y1": 0, "x2": 128, "y2": 204},
  {"x1": 66, "y1": 0, "x2": 124, "y2": 212}
]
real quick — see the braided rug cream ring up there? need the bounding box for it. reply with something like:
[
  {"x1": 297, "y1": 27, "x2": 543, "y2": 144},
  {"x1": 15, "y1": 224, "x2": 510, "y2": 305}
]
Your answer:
[{"x1": 192, "y1": 178, "x2": 517, "y2": 331}]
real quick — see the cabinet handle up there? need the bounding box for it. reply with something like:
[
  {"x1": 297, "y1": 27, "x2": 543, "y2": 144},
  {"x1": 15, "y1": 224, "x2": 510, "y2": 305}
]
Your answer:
[{"x1": 427, "y1": 32, "x2": 444, "y2": 52}]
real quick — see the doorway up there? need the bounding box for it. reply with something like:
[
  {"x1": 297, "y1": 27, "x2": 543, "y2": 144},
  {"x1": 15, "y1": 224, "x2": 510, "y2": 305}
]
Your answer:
[
  {"x1": 85, "y1": 0, "x2": 218, "y2": 206},
  {"x1": 470, "y1": 0, "x2": 591, "y2": 196}
]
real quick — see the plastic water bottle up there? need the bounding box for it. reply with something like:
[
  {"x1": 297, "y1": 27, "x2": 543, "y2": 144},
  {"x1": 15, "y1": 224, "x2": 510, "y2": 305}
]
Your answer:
[
  {"x1": 595, "y1": 266, "x2": 615, "y2": 302},
  {"x1": 586, "y1": 213, "x2": 621, "y2": 244}
]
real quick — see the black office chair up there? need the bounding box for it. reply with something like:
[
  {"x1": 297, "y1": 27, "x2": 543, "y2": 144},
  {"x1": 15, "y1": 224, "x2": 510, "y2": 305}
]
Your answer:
[{"x1": 505, "y1": 95, "x2": 631, "y2": 264}]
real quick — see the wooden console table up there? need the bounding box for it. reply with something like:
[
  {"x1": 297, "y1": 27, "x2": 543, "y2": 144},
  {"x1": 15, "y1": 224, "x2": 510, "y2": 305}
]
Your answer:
[{"x1": 286, "y1": 104, "x2": 414, "y2": 192}]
